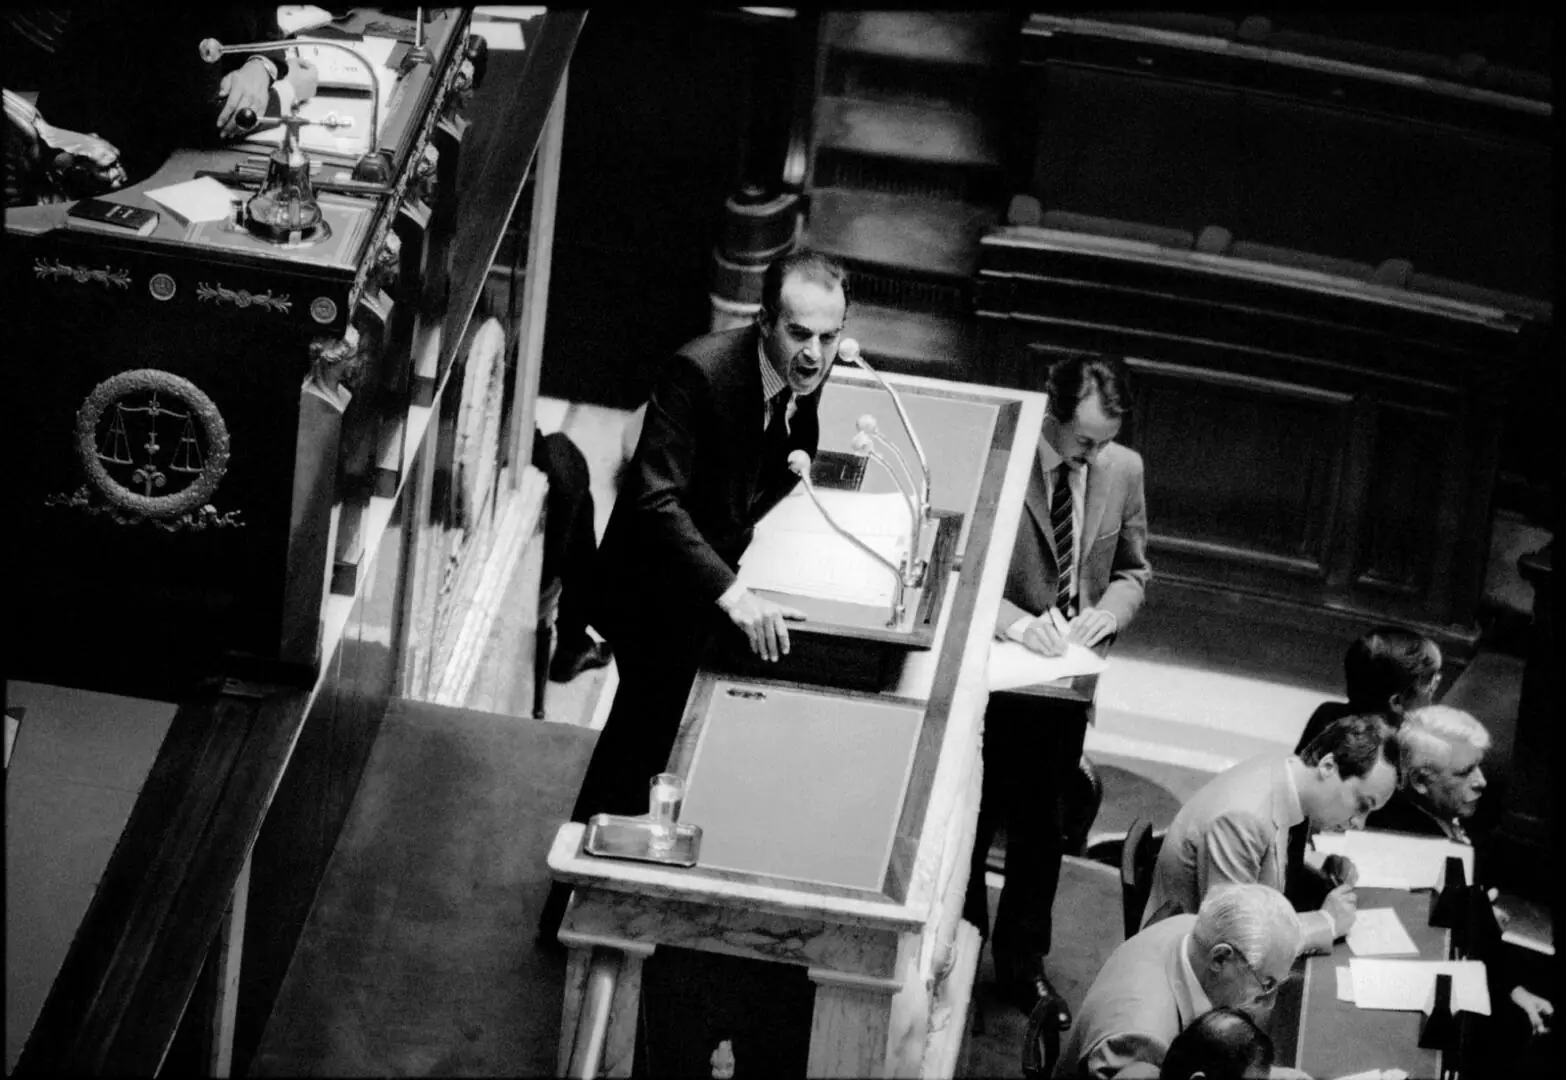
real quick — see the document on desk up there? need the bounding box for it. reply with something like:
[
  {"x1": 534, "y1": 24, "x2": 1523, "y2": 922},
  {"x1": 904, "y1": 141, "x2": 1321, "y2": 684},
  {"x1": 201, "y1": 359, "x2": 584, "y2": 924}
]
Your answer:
[
  {"x1": 986, "y1": 640, "x2": 1107, "y2": 691},
  {"x1": 144, "y1": 177, "x2": 239, "y2": 224},
  {"x1": 1346, "y1": 908, "x2": 1419, "y2": 956},
  {"x1": 1335, "y1": 966, "x2": 1355, "y2": 1003},
  {"x1": 1310, "y1": 829, "x2": 1473, "y2": 890},
  {"x1": 1348, "y1": 958, "x2": 1491, "y2": 1016},
  {"x1": 736, "y1": 490, "x2": 910, "y2": 607}
]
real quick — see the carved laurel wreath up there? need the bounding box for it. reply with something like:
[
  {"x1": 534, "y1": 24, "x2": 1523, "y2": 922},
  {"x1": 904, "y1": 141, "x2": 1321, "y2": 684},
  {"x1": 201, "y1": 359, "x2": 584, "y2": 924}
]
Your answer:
[{"x1": 75, "y1": 368, "x2": 231, "y2": 519}]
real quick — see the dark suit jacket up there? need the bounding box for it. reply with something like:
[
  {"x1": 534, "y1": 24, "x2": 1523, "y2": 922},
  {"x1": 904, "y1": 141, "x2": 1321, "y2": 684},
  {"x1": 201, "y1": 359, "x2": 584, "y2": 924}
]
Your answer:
[
  {"x1": 997, "y1": 440, "x2": 1151, "y2": 635},
  {"x1": 37, "y1": 9, "x2": 289, "y2": 182},
  {"x1": 592, "y1": 325, "x2": 820, "y2": 646}
]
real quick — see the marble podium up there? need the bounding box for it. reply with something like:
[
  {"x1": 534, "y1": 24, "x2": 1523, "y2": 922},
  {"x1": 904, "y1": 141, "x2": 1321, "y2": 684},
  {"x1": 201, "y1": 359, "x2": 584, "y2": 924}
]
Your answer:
[{"x1": 548, "y1": 369, "x2": 1048, "y2": 1077}]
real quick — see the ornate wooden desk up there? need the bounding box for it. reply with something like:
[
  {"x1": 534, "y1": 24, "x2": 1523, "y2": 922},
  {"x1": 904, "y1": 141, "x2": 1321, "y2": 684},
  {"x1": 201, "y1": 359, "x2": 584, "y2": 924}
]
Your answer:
[
  {"x1": 5, "y1": 10, "x2": 583, "y2": 1073},
  {"x1": 548, "y1": 371, "x2": 1048, "y2": 1077}
]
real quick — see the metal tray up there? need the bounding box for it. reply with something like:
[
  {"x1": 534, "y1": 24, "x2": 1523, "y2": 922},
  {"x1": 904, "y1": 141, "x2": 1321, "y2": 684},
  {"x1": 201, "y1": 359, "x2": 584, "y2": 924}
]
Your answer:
[{"x1": 583, "y1": 813, "x2": 702, "y2": 868}]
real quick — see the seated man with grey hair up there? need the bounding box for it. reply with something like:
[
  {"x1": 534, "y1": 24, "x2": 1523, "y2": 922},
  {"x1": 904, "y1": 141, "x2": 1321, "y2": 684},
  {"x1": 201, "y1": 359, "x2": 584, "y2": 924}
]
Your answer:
[
  {"x1": 1056, "y1": 884, "x2": 1301, "y2": 1079},
  {"x1": 1367, "y1": 705, "x2": 1554, "y2": 1040}
]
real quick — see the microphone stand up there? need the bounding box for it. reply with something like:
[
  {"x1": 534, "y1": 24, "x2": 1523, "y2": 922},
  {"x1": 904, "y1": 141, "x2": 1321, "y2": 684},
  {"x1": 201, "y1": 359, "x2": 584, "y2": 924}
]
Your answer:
[
  {"x1": 849, "y1": 430, "x2": 920, "y2": 590},
  {"x1": 838, "y1": 339, "x2": 932, "y2": 584},
  {"x1": 788, "y1": 452, "x2": 906, "y2": 628}
]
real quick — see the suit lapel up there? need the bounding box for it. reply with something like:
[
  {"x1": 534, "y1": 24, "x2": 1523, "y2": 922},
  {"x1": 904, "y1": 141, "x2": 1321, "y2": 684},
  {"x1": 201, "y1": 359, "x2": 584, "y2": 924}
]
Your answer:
[
  {"x1": 1024, "y1": 443, "x2": 1059, "y2": 571},
  {"x1": 1082, "y1": 457, "x2": 1114, "y2": 552}
]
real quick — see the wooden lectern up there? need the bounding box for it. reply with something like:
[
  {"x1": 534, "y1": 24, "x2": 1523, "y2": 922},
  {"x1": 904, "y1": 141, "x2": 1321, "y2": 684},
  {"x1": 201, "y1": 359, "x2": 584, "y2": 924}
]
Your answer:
[{"x1": 549, "y1": 371, "x2": 1048, "y2": 1077}]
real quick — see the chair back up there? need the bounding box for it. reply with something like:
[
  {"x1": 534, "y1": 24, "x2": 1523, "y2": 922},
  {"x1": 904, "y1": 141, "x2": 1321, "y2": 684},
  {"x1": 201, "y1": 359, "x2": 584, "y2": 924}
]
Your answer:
[{"x1": 1120, "y1": 817, "x2": 1163, "y2": 940}]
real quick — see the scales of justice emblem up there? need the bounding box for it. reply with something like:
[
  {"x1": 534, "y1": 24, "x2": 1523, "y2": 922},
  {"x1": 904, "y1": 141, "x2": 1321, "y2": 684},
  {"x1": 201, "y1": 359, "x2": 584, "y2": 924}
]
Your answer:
[{"x1": 46, "y1": 368, "x2": 243, "y2": 530}]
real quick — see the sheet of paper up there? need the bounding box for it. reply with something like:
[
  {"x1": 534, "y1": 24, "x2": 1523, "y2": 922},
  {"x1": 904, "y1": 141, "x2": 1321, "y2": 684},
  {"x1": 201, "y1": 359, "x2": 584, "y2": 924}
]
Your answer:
[
  {"x1": 1346, "y1": 908, "x2": 1420, "y2": 956},
  {"x1": 737, "y1": 530, "x2": 905, "y2": 607},
  {"x1": 987, "y1": 639, "x2": 1108, "y2": 691},
  {"x1": 1349, "y1": 958, "x2": 1490, "y2": 1016},
  {"x1": 1335, "y1": 965, "x2": 1355, "y2": 1003},
  {"x1": 277, "y1": 5, "x2": 336, "y2": 34},
  {"x1": 1310, "y1": 829, "x2": 1473, "y2": 890},
  {"x1": 737, "y1": 489, "x2": 917, "y2": 606},
  {"x1": 475, "y1": 5, "x2": 549, "y2": 17},
  {"x1": 1331, "y1": 1070, "x2": 1409, "y2": 1080},
  {"x1": 144, "y1": 176, "x2": 240, "y2": 224},
  {"x1": 760, "y1": 488, "x2": 912, "y2": 539}
]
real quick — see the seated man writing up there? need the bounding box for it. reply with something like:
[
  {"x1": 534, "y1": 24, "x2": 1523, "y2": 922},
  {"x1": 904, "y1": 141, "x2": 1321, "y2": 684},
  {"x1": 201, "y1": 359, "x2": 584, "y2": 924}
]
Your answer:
[
  {"x1": 1057, "y1": 883, "x2": 1301, "y2": 1079},
  {"x1": 1143, "y1": 715, "x2": 1400, "y2": 954},
  {"x1": 1367, "y1": 705, "x2": 1553, "y2": 1041}
]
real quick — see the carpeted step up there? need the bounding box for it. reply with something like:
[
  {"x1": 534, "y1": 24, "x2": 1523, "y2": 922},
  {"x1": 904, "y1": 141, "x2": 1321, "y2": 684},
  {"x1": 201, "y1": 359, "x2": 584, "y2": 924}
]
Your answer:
[
  {"x1": 825, "y1": 11, "x2": 1014, "y2": 67},
  {"x1": 807, "y1": 187, "x2": 998, "y2": 280},
  {"x1": 843, "y1": 301, "x2": 979, "y2": 381},
  {"x1": 814, "y1": 96, "x2": 1002, "y2": 168},
  {"x1": 251, "y1": 701, "x2": 597, "y2": 1077}
]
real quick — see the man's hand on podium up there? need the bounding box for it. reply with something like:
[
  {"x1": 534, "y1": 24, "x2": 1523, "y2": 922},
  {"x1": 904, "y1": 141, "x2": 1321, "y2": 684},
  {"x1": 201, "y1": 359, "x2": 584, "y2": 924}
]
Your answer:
[
  {"x1": 722, "y1": 588, "x2": 804, "y2": 662},
  {"x1": 1066, "y1": 606, "x2": 1117, "y2": 648}
]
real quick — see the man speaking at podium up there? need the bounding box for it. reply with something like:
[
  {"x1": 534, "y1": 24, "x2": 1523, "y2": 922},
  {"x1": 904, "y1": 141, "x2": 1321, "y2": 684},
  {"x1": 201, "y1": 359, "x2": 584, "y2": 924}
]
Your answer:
[
  {"x1": 965, "y1": 352, "x2": 1152, "y2": 1021},
  {"x1": 541, "y1": 250, "x2": 849, "y2": 938}
]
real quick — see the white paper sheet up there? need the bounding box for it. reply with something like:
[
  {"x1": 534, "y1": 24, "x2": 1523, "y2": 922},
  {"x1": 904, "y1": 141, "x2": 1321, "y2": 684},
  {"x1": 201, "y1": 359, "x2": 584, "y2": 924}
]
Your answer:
[
  {"x1": 736, "y1": 489, "x2": 914, "y2": 606},
  {"x1": 1335, "y1": 966, "x2": 1355, "y2": 1003},
  {"x1": 1310, "y1": 829, "x2": 1474, "y2": 890},
  {"x1": 1348, "y1": 958, "x2": 1490, "y2": 1016},
  {"x1": 1346, "y1": 908, "x2": 1420, "y2": 956},
  {"x1": 144, "y1": 176, "x2": 241, "y2": 224},
  {"x1": 986, "y1": 639, "x2": 1108, "y2": 691},
  {"x1": 277, "y1": 5, "x2": 336, "y2": 34},
  {"x1": 737, "y1": 531, "x2": 905, "y2": 607},
  {"x1": 1330, "y1": 1070, "x2": 1409, "y2": 1080}
]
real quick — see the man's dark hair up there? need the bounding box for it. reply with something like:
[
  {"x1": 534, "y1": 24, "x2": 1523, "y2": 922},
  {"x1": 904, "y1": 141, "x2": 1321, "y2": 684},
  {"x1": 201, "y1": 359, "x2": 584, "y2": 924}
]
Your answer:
[
  {"x1": 1160, "y1": 1006, "x2": 1274, "y2": 1080},
  {"x1": 1044, "y1": 351, "x2": 1135, "y2": 423},
  {"x1": 1300, "y1": 713, "x2": 1399, "y2": 781},
  {"x1": 1344, "y1": 626, "x2": 1440, "y2": 713},
  {"x1": 758, "y1": 248, "x2": 850, "y2": 325}
]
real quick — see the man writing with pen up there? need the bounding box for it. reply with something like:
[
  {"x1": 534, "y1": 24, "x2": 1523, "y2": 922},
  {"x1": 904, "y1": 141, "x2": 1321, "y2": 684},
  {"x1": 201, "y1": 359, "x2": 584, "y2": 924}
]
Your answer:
[
  {"x1": 964, "y1": 353, "x2": 1153, "y2": 1024},
  {"x1": 1143, "y1": 715, "x2": 1401, "y2": 955}
]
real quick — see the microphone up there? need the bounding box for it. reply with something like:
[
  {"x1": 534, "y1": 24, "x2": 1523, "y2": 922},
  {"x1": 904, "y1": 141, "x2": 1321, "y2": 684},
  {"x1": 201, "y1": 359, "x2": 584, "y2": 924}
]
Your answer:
[
  {"x1": 838, "y1": 338, "x2": 931, "y2": 582},
  {"x1": 788, "y1": 451, "x2": 906, "y2": 628},
  {"x1": 849, "y1": 429, "x2": 919, "y2": 588}
]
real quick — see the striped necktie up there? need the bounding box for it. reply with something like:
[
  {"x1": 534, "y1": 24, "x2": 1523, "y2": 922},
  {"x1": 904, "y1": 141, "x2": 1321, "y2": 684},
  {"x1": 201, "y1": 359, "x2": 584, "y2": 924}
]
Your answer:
[{"x1": 1050, "y1": 463, "x2": 1074, "y2": 615}]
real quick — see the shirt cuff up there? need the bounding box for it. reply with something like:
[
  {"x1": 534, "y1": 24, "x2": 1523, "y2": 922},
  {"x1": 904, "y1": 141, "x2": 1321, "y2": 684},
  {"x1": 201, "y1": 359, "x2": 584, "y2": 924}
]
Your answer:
[
  {"x1": 716, "y1": 580, "x2": 747, "y2": 614},
  {"x1": 1004, "y1": 614, "x2": 1032, "y2": 642},
  {"x1": 246, "y1": 55, "x2": 279, "y2": 81}
]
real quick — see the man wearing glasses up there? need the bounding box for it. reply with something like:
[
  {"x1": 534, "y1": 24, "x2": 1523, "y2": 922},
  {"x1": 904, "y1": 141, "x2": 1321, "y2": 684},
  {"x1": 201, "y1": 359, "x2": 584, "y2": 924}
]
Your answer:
[{"x1": 1058, "y1": 884, "x2": 1301, "y2": 1079}]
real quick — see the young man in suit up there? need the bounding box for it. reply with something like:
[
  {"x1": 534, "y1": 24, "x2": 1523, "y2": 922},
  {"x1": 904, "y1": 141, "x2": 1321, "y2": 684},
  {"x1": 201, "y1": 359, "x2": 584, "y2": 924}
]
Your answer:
[
  {"x1": 964, "y1": 352, "x2": 1152, "y2": 1020},
  {"x1": 1367, "y1": 705, "x2": 1554, "y2": 1040},
  {"x1": 1058, "y1": 883, "x2": 1300, "y2": 1080},
  {"x1": 1142, "y1": 714, "x2": 1399, "y2": 955},
  {"x1": 539, "y1": 250, "x2": 847, "y2": 939}
]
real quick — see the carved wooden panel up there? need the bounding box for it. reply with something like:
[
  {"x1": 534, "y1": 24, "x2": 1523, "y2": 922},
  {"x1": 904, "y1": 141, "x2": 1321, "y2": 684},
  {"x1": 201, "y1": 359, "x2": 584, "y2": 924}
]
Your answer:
[{"x1": 1352, "y1": 402, "x2": 1451, "y2": 598}]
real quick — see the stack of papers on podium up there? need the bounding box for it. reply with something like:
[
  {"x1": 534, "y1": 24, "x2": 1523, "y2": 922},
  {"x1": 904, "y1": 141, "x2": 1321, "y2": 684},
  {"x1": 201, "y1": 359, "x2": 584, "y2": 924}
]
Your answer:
[
  {"x1": 1310, "y1": 830, "x2": 1474, "y2": 890},
  {"x1": 737, "y1": 489, "x2": 910, "y2": 607},
  {"x1": 1348, "y1": 958, "x2": 1490, "y2": 1015}
]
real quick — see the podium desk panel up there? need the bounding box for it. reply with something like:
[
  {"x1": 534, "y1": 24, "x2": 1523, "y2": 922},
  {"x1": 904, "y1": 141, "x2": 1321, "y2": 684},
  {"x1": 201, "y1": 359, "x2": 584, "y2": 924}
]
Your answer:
[{"x1": 679, "y1": 680, "x2": 924, "y2": 892}]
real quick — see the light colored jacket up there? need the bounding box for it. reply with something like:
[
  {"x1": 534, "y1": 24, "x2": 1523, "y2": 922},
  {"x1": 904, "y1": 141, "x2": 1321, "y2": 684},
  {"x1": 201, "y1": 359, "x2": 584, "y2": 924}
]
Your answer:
[
  {"x1": 997, "y1": 440, "x2": 1151, "y2": 635},
  {"x1": 1141, "y1": 755, "x2": 1335, "y2": 954},
  {"x1": 1056, "y1": 915, "x2": 1202, "y2": 1079}
]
